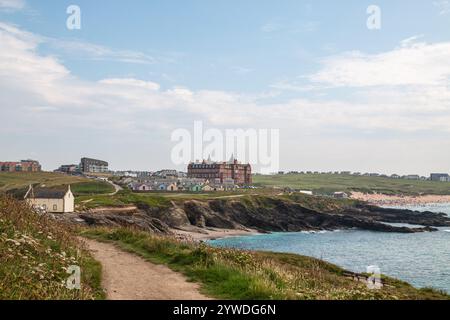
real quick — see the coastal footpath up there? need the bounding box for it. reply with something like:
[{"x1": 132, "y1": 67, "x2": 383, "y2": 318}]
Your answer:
[{"x1": 1, "y1": 195, "x2": 449, "y2": 300}]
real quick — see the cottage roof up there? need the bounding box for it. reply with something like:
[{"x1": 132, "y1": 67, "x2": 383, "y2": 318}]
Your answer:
[
  {"x1": 34, "y1": 189, "x2": 67, "y2": 199},
  {"x1": 25, "y1": 185, "x2": 70, "y2": 199}
]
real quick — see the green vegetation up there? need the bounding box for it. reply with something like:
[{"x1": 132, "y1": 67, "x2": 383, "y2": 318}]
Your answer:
[
  {"x1": 75, "y1": 188, "x2": 359, "y2": 215},
  {"x1": 77, "y1": 190, "x2": 172, "y2": 209},
  {"x1": 0, "y1": 196, "x2": 104, "y2": 300},
  {"x1": 253, "y1": 173, "x2": 450, "y2": 195},
  {"x1": 0, "y1": 172, "x2": 114, "y2": 197},
  {"x1": 82, "y1": 228, "x2": 449, "y2": 300},
  {"x1": 76, "y1": 189, "x2": 262, "y2": 209},
  {"x1": 70, "y1": 181, "x2": 114, "y2": 196}
]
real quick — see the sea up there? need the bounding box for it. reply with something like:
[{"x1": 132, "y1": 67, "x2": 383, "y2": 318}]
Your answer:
[{"x1": 209, "y1": 203, "x2": 450, "y2": 293}]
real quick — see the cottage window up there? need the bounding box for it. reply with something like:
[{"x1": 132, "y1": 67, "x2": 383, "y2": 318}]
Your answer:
[{"x1": 53, "y1": 205, "x2": 57, "y2": 211}]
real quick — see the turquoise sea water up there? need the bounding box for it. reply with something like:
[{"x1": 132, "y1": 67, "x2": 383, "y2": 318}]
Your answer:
[{"x1": 209, "y1": 204, "x2": 450, "y2": 293}]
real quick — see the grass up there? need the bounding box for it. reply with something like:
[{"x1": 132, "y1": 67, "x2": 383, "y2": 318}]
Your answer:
[
  {"x1": 70, "y1": 181, "x2": 114, "y2": 196},
  {"x1": 75, "y1": 187, "x2": 285, "y2": 210},
  {"x1": 81, "y1": 228, "x2": 449, "y2": 300},
  {"x1": 76, "y1": 190, "x2": 172, "y2": 209},
  {"x1": 253, "y1": 173, "x2": 450, "y2": 196},
  {"x1": 0, "y1": 172, "x2": 86, "y2": 191},
  {"x1": 0, "y1": 172, "x2": 114, "y2": 198},
  {"x1": 0, "y1": 196, "x2": 104, "y2": 300}
]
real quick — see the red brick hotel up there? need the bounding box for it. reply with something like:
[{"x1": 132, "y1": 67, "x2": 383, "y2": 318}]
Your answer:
[{"x1": 187, "y1": 158, "x2": 252, "y2": 185}]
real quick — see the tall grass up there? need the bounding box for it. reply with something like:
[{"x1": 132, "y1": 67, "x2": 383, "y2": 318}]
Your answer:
[{"x1": 0, "y1": 196, "x2": 104, "y2": 300}]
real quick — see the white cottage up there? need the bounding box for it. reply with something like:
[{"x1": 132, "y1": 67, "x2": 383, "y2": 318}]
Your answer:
[{"x1": 24, "y1": 185, "x2": 75, "y2": 213}]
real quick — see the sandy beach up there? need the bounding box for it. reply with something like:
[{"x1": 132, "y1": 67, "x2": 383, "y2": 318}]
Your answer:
[
  {"x1": 351, "y1": 192, "x2": 450, "y2": 206},
  {"x1": 171, "y1": 227, "x2": 262, "y2": 242}
]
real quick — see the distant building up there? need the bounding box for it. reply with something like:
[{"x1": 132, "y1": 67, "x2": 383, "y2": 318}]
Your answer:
[
  {"x1": 129, "y1": 183, "x2": 153, "y2": 191},
  {"x1": 80, "y1": 158, "x2": 108, "y2": 173},
  {"x1": 166, "y1": 183, "x2": 178, "y2": 192},
  {"x1": 390, "y1": 174, "x2": 401, "y2": 179},
  {"x1": 430, "y1": 173, "x2": 450, "y2": 182},
  {"x1": 187, "y1": 157, "x2": 252, "y2": 185},
  {"x1": 0, "y1": 160, "x2": 41, "y2": 172},
  {"x1": 56, "y1": 164, "x2": 79, "y2": 174},
  {"x1": 189, "y1": 184, "x2": 203, "y2": 192},
  {"x1": 24, "y1": 185, "x2": 74, "y2": 213},
  {"x1": 153, "y1": 170, "x2": 179, "y2": 178},
  {"x1": 202, "y1": 185, "x2": 214, "y2": 192}
]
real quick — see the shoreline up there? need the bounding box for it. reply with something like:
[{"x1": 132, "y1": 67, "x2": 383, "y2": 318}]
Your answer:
[{"x1": 351, "y1": 192, "x2": 450, "y2": 207}]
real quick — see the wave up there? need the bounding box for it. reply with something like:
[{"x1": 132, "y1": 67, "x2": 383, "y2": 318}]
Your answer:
[{"x1": 300, "y1": 230, "x2": 329, "y2": 234}]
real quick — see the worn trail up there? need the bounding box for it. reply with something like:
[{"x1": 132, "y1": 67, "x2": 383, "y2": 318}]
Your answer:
[{"x1": 82, "y1": 238, "x2": 211, "y2": 300}]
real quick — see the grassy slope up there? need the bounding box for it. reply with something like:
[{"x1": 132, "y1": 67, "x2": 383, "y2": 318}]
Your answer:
[
  {"x1": 253, "y1": 173, "x2": 450, "y2": 195},
  {"x1": 76, "y1": 189, "x2": 260, "y2": 209},
  {"x1": 0, "y1": 196, "x2": 104, "y2": 300},
  {"x1": 75, "y1": 187, "x2": 361, "y2": 213},
  {"x1": 82, "y1": 228, "x2": 448, "y2": 300},
  {"x1": 0, "y1": 172, "x2": 114, "y2": 196}
]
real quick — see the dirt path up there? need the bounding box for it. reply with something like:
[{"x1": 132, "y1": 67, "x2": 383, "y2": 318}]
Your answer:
[
  {"x1": 82, "y1": 238, "x2": 211, "y2": 300},
  {"x1": 106, "y1": 180, "x2": 123, "y2": 196}
]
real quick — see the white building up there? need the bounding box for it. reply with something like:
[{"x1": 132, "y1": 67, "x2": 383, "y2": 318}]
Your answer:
[{"x1": 24, "y1": 185, "x2": 74, "y2": 213}]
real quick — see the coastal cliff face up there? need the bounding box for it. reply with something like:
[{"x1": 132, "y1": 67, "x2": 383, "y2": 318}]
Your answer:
[{"x1": 71, "y1": 195, "x2": 450, "y2": 234}]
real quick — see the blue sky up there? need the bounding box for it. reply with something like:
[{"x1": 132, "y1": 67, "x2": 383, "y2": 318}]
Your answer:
[
  {"x1": 12, "y1": 0, "x2": 449, "y2": 92},
  {"x1": 1, "y1": 0, "x2": 450, "y2": 174}
]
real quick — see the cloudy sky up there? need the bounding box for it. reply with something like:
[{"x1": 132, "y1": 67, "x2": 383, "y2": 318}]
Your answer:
[{"x1": 1, "y1": 0, "x2": 450, "y2": 174}]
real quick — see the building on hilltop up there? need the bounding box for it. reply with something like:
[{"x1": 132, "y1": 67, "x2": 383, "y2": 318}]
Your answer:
[
  {"x1": 24, "y1": 185, "x2": 74, "y2": 213},
  {"x1": 430, "y1": 173, "x2": 450, "y2": 182},
  {"x1": 187, "y1": 156, "x2": 252, "y2": 185},
  {"x1": 55, "y1": 164, "x2": 79, "y2": 174},
  {"x1": 80, "y1": 157, "x2": 109, "y2": 173},
  {"x1": 0, "y1": 160, "x2": 41, "y2": 172}
]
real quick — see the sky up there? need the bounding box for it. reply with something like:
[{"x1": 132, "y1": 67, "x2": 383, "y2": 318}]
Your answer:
[{"x1": 1, "y1": 0, "x2": 450, "y2": 174}]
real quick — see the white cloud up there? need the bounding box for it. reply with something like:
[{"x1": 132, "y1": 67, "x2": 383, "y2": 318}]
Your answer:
[
  {"x1": 99, "y1": 78, "x2": 160, "y2": 91},
  {"x1": 0, "y1": 0, "x2": 25, "y2": 11},
  {"x1": 1, "y1": 22, "x2": 450, "y2": 173},
  {"x1": 309, "y1": 39, "x2": 450, "y2": 87},
  {"x1": 2, "y1": 22, "x2": 450, "y2": 134},
  {"x1": 434, "y1": 0, "x2": 450, "y2": 15},
  {"x1": 45, "y1": 38, "x2": 157, "y2": 65}
]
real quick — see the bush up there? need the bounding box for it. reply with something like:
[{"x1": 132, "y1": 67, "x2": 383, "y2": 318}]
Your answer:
[{"x1": 0, "y1": 196, "x2": 104, "y2": 300}]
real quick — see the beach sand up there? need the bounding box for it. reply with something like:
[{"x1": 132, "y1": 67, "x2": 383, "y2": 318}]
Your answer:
[{"x1": 351, "y1": 192, "x2": 450, "y2": 206}]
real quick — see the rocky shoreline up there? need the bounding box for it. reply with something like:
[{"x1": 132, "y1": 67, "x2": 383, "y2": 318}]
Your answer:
[{"x1": 56, "y1": 196, "x2": 450, "y2": 237}]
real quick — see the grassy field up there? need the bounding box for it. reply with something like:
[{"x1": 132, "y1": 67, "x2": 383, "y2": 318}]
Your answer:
[
  {"x1": 82, "y1": 228, "x2": 449, "y2": 300},
  {"x1": 0, "y1": 172, "x2": 114, "y2": 197},
  {"x1": 75, "y1": 189, "x2": 265, "y2": 209},
  {"x1": 253, "y1": 173, "x2": 450, "y2": 196},
  {"x1": 0, "y1": 196, "x2": 104, "y2": 299},
  {"x1": 75, "y1": 188, "x2": 359, "y2": 211}
]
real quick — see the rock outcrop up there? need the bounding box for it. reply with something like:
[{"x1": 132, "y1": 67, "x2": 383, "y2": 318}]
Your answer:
[{"x1": 66, "y1": 196, "x2": 450, "y2": 234}]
